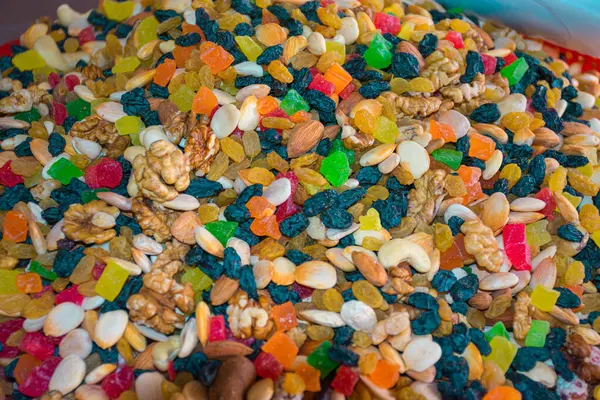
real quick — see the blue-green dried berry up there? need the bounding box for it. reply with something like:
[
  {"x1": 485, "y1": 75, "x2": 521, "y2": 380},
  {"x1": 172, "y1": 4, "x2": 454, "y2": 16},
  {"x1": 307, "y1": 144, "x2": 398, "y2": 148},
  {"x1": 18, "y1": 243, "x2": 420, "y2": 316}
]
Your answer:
[
  {"x1": 320, "y1": 207, "x2": 352, "y2": 229},
  {"x1": 279, "y1": 213, "x2": 309, "y2": 237},
  {"x1": 391, "y1": 52, "x2": 420, "y2": 79},
  {"x1": 557, "y1": 224, "x2": 584, "y2": 242}
]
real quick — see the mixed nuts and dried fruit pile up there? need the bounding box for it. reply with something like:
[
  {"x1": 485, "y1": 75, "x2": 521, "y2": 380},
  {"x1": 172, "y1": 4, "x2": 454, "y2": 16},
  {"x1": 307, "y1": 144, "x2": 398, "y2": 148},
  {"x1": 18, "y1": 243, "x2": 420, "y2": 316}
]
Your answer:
[{"x1": 0, "y1": 0, "x2": 600, "y2": 398}]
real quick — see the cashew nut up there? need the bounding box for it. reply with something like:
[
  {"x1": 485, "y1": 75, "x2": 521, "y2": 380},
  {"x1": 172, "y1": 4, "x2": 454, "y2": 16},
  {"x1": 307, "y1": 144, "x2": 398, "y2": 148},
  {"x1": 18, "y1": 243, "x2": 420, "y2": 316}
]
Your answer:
[{"x1": 377, "y1": 239, "x2": 432, "y2": 273}]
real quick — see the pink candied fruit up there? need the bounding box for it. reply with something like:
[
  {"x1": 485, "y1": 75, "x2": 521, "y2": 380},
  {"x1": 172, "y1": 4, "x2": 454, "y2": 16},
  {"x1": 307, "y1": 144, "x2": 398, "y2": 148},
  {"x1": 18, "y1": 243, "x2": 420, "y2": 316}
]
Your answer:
[
  {"x1": 55, "y1": 285, "x2": 84, "y2": 306},
  {"x1": 48, "y1": 72, "x2": 60, "y2": 88},
  {"x1": 18, "y1": 356, "x2": 61, "y2": 397},
  {"x1": 503, "y1": 223, "x2": 531, "y2": 271},
  {"x1": 446, "y1": 31, "x2": 464, "y2": 49},
  {"x1": 92, "y1": 261, "x2": 106, "y2": 280},
  {"x1": 320, "y1": 0, "x2": 334, "y2": 6},
  {"x1": 331, "y1": 365, "x2": 359, "y2": 396},
  {"x1": 18, "y1": 332, "x2": 55, "y2": 360},
  {"x1": 535, "y1": 188, "x2": 556, "y2": 221},
  {"x1": 101, "y1": 366, "x2": 133, "y2": 399},
  {"x1": 339, "y1": 82, "x2": 355, "y2": 100},
  {"x1": 208, "y1": 315, "x2": 226, "y2": 342},
  {"x1": 504, "y1": 52, "x2": 517, "y2": 66},
  {"x1": 254, "y1": 351, "x2": 284, "y2": 380},
  {"x1": 0, "y1": 318, "x2": 23, "y2": 344},
  {"x1": 167, "y1": 360, "x2": 176, "y2": 381},
  {"x1": 64, "y1": 75, "x2": 80, "y2": 91},
  {"x1": 481, "y1": 53, "x2": 497, "y2": 75},
  {"x1": 85, "y1": 158, "x2": 123, "y2": 189},
  {"x1": 0, "y1": 346, "x2": 20, "y2": 358},
  {"x1": 373, "y1": 12, "x2": 401, "y2": 35},
  {"x1": 52, "y1": 101, "x2": 67, "y2": 126},
  {"x1": 275, "y1": 197, "x2": 300, "y2": 222},
  {"x1": 0, "y1": 160, "x2": 24, "y2": 187},
  {"x1": 308, "y1": 74, "x2": 335, "y2": 95},
  {"x1": 78, "y1": 26, "x2": 95, "y2": 46}
]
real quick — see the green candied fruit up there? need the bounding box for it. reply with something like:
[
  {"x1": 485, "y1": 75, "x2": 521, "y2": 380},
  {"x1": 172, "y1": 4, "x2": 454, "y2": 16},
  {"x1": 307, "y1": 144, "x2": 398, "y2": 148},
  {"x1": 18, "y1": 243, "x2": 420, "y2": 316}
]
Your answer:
[
  {"x1": 431, "y1": 148, "x2": 463, "y2": 171},
  {"x1": 82, "y1": 188, "x2": 109, "y2": 203},
  {"x1": 330, "y1": 139, "x2": 354, "y2": 164},
  {"x1": 484, "y1": 321, "x2": 510, "y2": 342},
  {"x1": 181, "y1": 268, "x2": 213, "y2": 293},
  {"x1": 112, "y1": 56, "x2": 141, "y2": 74},
  {"x1": 280, "y1": 89, "x2": 310, "y2": 116},
  {"x1": 320, "y1": 151, "x2": 350, "y2": 187},
  {"x1": 525, "y1": 320, "x2": 550, "y2": 347},
  {"x1": 363, "y1": 34, "x2": 393, "y2": 69},
  {"x1": 14, "y1": 108, "x2": 41, "y2": 123},
  {"x1": 205, "y1": 221, "x2": 238, "y2": 246},
  {"x1": 29, "y1": 261, "x2": 57, "y2": 281},
  {"x1": 66, "y1": 98, "x2": 91, "y2": 121},
  {"x1": 500, "y1": 57, "x2": 529, "y2": 86},
  {"x1": 169, "y1": 85, "x2": 195, "y2": 113},
  {"x1": 307, "y1": 341, "x2": 339, "y2": 377},
  {"x1": 47, "y1": 158, "x2": 83, "y2": 185}
]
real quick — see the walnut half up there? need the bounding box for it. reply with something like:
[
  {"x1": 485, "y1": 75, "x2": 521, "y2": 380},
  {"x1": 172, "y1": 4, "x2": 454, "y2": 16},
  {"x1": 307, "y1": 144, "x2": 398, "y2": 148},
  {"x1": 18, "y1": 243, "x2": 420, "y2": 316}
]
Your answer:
[{"x1": 63, "y1": 200, "x2": 120, "y2": 244}]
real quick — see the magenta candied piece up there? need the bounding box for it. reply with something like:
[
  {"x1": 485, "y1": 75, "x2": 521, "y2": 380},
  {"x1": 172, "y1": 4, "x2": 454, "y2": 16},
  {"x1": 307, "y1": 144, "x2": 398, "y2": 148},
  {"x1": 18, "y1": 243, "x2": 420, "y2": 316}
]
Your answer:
[
  {"x1": 503, "y1": 223, "x2": 531, "y2": 271},
  {"x1": 18, "y1": 332, "x2": 55, "y2": 360},
  {"x1": 446, "y1": 31, "x2": 465, "y2": 49},
  {"x1": 208, "y1": 315, "x2": 226, "y2": 342},
  {"x1": 331, "y1": 365, "x2": 359, "y2": 396},
  {"x1": 85, "y1": 158, "x2": 123, "y2": 189},
  {"x1": 101, "y1": 366, "x2": 133, "y2": 399},
  {"x1": 18, "y1": 356, "x2": 61, "y2": 397},
  {"x1": 308, "y1": 74, "x2": 335, "y2": 96},
  {"x1": 55, "y1": 285, "x2": 85, "y2": 306},
  {"x1": 254, "y1": 351, "x2": 284, "y2": 380},
  {"x1": 292, "y1": 282, "x2": 314, "y2": 299},
  {"x1": 0, "y1": 319, "x2": 24, "y2": 344},
  {"x1": 481, "y1": 53, "x2": 497, "y2": 75},
  {"x1": 535, "y1": 188, "x2": 556, "y2": 221},
  {"x1": 275, "y1": 197, "x2": 300, "y2": 222},
  {"x1": 373, "y1": 12, "x2": 401, "y2": 35}
]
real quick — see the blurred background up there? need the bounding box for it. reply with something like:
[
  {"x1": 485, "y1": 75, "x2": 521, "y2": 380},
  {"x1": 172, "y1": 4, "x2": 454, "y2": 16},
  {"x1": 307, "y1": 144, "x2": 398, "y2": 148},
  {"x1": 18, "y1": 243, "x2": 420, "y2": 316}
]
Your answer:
[
  {"x1": 0, "y1": 0, "x2": 96, "y2": 42},
  {"x1": 1, "y1": 0, "x2": 599, "y2": 57}
]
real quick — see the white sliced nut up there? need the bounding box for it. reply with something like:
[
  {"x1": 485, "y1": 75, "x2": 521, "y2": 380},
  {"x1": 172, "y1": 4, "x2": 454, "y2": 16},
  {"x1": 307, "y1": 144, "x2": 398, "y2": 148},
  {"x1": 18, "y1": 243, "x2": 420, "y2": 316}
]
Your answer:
[
  {"x1": 378, "y1": 153, "x2": 400, "y2": 174},
  {"x1": 482, "y1": 149, "x2": 502, "y2": 180},
  {"x1": 195, "y1": 226, "x2": 225, "y2": 257},
  {"x1": 91, "y1": 211, "x2": 116, "y2": 229},
  {"x1": 396, "y1": 140, "x2": 430, "y2": 179},
  {"x1": 360, "y1": 143, "x2": 396, "y2": 166}
]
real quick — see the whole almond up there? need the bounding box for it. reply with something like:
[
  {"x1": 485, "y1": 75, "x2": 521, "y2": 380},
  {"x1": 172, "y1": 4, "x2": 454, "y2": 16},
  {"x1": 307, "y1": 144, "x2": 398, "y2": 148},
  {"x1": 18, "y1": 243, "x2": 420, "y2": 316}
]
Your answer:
[
  {"x1": 560, "y1": 121, "x2": 595, "y2": 136},
  {"x1": 287, "y1": 120, "x2": 324, "y2": 158},
  {"x1": 533, "y1": 127, "x2": 560, "y2": 147},
  {"x1": 352, "y1": 251, "x2": 387, "y2": 287},
  {"x1": 134, "y1": 343, "x2": 156, "y2": 370},
  {"x1": 171, "y1": 211, "x2": 201, "y2": 245},
  {"x1": 203, "y1": 341, "x2": 253, "y2": 359},
  {"x1": 210, "y1": 276, "x2": 240, "y2": 306},
  {"x1": 480, "y1": 192, "x2": 509, "y2": 234},
  {"x1": 468, "y1": 291, "x2": 492, "y2": 310},
  {"x1": 397, "y1": 41, "x2": 425, "y2": 69}
]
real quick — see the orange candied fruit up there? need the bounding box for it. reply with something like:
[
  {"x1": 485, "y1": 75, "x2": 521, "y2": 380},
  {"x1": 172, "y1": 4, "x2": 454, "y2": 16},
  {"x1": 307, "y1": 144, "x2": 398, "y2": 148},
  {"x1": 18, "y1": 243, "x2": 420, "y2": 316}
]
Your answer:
[
  {"x1": 192, "y1": 86, "x2": 219, "y2": 115},
  {"x1": 295, "y1": 362, "x2": 321, "y2": 392},
  {"x1": 154, "y1": 58, "x2": 177, "y2": 87},
  {"x1": 173, "y1": 46, "x2": 195, "y2": 68},
  {"x1": 257, "y1": 96, "x2": 279, "y2": 115},
  {"x1": 14, "y1": 354, "x2": 41, "y2": 384},
  {"x1": 3, "y1": 210, "x2": 28, "y2": 243},
  {"x1": 199, "y1": 42, "x2": 235, "y2": 74},
  {"x1": 246, "y1": 196, "x2": 276, "y2": 219},
  {"x1": 439, "y1": 239, "x2": 464, "y2": 270},
  {"x1": 250, "y1": 215, "x2": 282, "y2": 240},
  {"x1": 323, "y1": 62, "x2": 352, "y2": 95},
  {"x1": 272, "y1": 301, "x2": 298, "y2": 331},
  {"x1": 368, "y1": 360, "x2": 399, "y2": 389},
  {"x1": 468, "y1": 132, "x2": 496, "y2": 161},
  {"x1": 262, "y1": 331, "x2": 299, "y2": 369},
  {"x1": 429, "y1": 120, "x2": 456, "y2": 143},
  {"x1": 16, "y1": 272, "x2": 43, "y2": 294},
  {"x1": 483, "y1": 386, "x2": 522, "y2": 400},
  {"x1": 290, "y1": 110, "x2": 312, "y2": 123},
  {"x1": 457, "y1": 165, "x2": 484, "y2": 205}
]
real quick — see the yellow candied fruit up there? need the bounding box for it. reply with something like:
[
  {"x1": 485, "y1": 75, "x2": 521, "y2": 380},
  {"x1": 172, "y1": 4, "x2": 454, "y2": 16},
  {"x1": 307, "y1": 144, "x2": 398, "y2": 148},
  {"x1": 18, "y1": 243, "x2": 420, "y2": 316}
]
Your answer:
[
  {"x1": 548, "y1": 166, "x2": 567, "y2": 192},
  {"x1": 564, "y1": 261, "x2": 585, "y2": 286},
  {"x1": 359, "y1": 208, "x2": 382, "y2": 231},
  {"x1": 354, "y1": 109, "x2": 376, "y2": 135},
  {"x1": 398, "y1": 22, "x2": 415, "y2": 40},
  {"x1": 561, "y1": 191, "x2": 581, "y2": 209},
  {"x1": 499, "y1": 163, "x2": 522, "y2": 189},
  {"x1": 362, "y1": 236, "x2": 383, "y2": 251},
  {"x1": 383, "y1": 3, "x2": 404, "y2": 18},
  {"x1": 578, "y1": 163, "x2": 594, "y2": 178},
  {"x1": 283, "y1": 373, "x2": 306, "y2": 395},
  {"x1": 580, "y1": 204, "x2": 600, "y2": 233},
  {"x1": 500, "y1": 112, "x2": 533, "y2": 132},
  {"x1": 450, "y1": 19, "x2": 471, "y2": 33}
]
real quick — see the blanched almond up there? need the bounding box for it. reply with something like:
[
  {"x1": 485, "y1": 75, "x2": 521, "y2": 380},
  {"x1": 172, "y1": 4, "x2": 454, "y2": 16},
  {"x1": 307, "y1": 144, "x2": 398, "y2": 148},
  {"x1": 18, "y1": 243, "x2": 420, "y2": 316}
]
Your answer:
[
  {"x1": 253, "y1": 260, "x2": 274, "y2": 289},
  {"x1": 294, "y1": 261, "x2": 337, "y2": 289},
  {"x1": 94, "y1": 310, "x2": 128, "y2": 349},
  {"x1": 480, "y1": 192, "x2": 509, "y2": 233},
  {"x1": 44, "y1": 302, "x2": 84, "y2": 337},
  {"x1": 360, "y1": 143, "x2": 396, "y2": 166}
]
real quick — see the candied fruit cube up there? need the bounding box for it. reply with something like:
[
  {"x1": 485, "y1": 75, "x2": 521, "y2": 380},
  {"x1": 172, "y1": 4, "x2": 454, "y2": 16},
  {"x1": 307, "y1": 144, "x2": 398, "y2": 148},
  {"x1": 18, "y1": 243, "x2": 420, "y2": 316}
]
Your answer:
[{"x1": 262, "y1": 331, "x2": 298, "y2": 369}]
